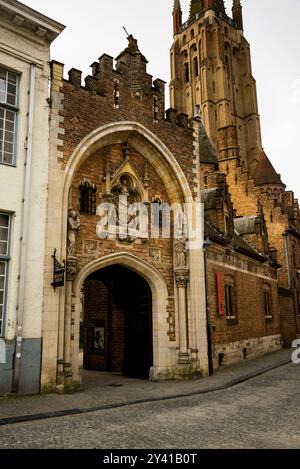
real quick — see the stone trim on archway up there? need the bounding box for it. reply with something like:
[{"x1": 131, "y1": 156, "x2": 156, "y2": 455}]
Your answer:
[
  {"x1": 60, "y1": 121, "x2": 194, "y2": 255},
  {"x1": 41, "y1": 120, "x2": 209, "y2": 392}
]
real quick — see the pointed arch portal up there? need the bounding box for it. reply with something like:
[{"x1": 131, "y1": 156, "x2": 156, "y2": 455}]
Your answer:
[
  {"x1": 72, "y1": 252, "x2": 170, "y2": 382},
  {"x1": 83, "y1": 265, "x2": 153, "y2": 379}
]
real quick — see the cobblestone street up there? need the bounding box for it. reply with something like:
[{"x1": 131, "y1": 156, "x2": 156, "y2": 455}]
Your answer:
[{"x1": 0, "y1": 357, "x2": 299, "y2": 449}]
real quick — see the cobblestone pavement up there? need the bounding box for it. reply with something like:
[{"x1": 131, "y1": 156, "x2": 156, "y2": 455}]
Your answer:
[
  {"x1": 0, "y1": 358, "x2": 299, "y2": 449},
  {"x1": 0, "y1": 348, "x2": 292, "y2": 421}
]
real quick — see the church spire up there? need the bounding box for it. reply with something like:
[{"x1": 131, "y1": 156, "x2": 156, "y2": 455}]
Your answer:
[
  {"x1": 232, "y1": 0, "x2": 243, "y2": 31},
  {"x1": 189, "y1": 0, "x2": 226, "y2": 19},
  {"x1": 203, "y1": 0, "x2": 226, "y2": 15},
  {"x1": 189, "y1": 1, "x2": 204, "y2": 19},
  {"x1": 173, "y1": 0, "x2": 182, "y2": 36}
]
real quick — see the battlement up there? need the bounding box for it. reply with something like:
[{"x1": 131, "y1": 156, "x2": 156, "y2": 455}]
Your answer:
[
  {"x1": 56, "y1": 36, "x2": 168, "y2": 120},
  {"x1": 51, "y1": 56, "x2": 193, "y2": 130}
]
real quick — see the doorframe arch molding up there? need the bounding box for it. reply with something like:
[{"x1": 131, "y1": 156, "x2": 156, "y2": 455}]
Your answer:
[
  {"x1": 72, "y1": 252, "x2": 174, "y2": 382},
  {"x1": 63, "y1": 121, "x2": 193, "y2": 215},
  {"x1": 41, "y1": 120, "x2": 208, "y2": 391}
]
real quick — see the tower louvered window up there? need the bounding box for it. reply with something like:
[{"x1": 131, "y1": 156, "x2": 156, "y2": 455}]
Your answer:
[{"x1": 79, "y1": 182, "x2": 97, "y2": 215}]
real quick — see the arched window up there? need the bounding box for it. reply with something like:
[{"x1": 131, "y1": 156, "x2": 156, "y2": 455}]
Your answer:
[
  {"x1": 292, "y1": 242, "x2": 298, "y2": 269},
  {"x1": 183, "y1": 35, "x2": 187, "y2": 45},
  {"x1": 225, "y1": 55, "x2": 230, "y2": 77},
  {"x1": 225, "y1": 42, "x2": 230, "y2": 53},
  {"x1": 184, "y1": 63, "x2": 190, "y2": 83},
  {"x1": 193, "y1": 57, "x2": 199, "y2": 77},
  {"x1": 263, "y1": 284, "x2": 272, "y2": 319},
  {"x1": 191, "y1": 29, "x2": 195, "y2": 40},
  {"x1": 233, "y1": 47, "x2": 239, "y2": 61},
  {"x1": 199, "y1": 40, "x2": 202, "y2": 63}
]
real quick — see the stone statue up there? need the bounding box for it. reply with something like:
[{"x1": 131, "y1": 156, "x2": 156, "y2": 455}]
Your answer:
[
  {"x1": 174, "y1": 238, "x2": 187, "y2": 268},
  {"x1": 67, "y1": 209, "x2": 81, "y2": 256},
  {"x1": 127, "y1": 34, "x2": 139, "y2": 52}
]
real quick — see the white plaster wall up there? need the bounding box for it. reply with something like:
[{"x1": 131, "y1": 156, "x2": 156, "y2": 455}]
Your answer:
[{"x1": 0, "y1": 18, "x2": 51, "y2": 341}]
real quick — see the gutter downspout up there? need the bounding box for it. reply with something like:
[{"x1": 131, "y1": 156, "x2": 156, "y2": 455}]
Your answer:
[
  {"x1": 12, "y1": 64, "x2": 36, "y2": 393},
  {"x1": 204, "y1": 238, "x2": 214, "y2": 376}
]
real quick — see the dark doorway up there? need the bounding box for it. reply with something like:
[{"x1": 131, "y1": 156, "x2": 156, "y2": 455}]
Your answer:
[{"x1": 83, "y1": 265, "x2": 153, "y2": 379}]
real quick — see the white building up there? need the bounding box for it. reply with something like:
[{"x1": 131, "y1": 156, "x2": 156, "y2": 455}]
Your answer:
[{"x1": 0, "y1": 0, "x2": 64, "y2": 394}]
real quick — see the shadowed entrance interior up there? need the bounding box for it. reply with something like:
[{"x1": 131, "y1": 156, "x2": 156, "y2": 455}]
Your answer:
[{"x1": 82, "y1": 265, "x2": 153, "y2": 379}]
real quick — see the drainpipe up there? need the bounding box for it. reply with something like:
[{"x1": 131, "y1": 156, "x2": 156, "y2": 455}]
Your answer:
[
  {"x1": 203, "y1": 238, "x2": 214, "y2": 376},
  {"x1": 12, "y1": 64, "x2": 36, "y2": 393}
]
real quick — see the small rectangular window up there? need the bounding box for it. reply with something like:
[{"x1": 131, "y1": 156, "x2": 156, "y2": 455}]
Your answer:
[
  {"x1": 0, "y1": 68, "x2": 18, "y2": 166},
  {"x1": 264, "y1": 290, "x2": 272, "y2": 319},
  {"x1": 0, "y1": 213, "x2": 11, "y2": 336},
  {"x1": 79, "y1": 182, "x2": 97, "y2": 215},
  {"x1": 225, "y1": 284, "x2": 235, "y2": 319}
]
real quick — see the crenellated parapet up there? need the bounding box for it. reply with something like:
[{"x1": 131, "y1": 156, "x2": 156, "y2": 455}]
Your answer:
[{"x1": 57, "y1": 36, "x2": 167, "y2": 123}]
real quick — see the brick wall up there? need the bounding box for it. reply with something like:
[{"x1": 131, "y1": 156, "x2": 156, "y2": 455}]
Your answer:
[
  {"x1": 84, "y1": 279, "x2": 108, "y2": 370},
  {"x1": 84, "y1": 279, "x2": 126, "y2": 372},
  {"x1": 207, "y1": 246, "x2": 281, "y2": 350},
  {"x1": 279, "y1": 291, "x2": 298, "y2": 347},
  {"x1": 53, "y1": 56, "x2": 197, "y2": 199}
]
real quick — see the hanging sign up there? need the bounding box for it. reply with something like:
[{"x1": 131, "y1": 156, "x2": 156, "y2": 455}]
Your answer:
[{"x1": 51, "y1": 249, "x2": 66, "y2": 290}]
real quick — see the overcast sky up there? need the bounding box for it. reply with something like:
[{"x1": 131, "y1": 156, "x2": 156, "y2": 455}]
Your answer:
[{"x1": 22, "y1": 0, "x2": 300, "y2": 198}]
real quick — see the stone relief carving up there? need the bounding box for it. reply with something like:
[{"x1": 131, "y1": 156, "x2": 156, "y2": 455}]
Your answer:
[
  {"x1": 83, "y1": 240, "x2": 98, "y2": 256},
  {"x1": 101, "y1": 155, "x2": 151, "y2": 243},
  {"x1": 149, "y1": 248, "x2": 161, "y2": 263},
  {"x1": 174, "y1": 269, "x2": 190, "y2": 288},
  {"x1": 174, "y1": 238, "x2": 187, "y2": 268},
  {"x1": 66, "y1": 256, "x2": 79, "y2": 281},
  {"x1": 67, "y1": 209, "x2": 81, "y2": 256}
]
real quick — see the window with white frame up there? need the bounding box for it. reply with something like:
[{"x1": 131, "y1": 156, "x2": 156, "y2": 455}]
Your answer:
[
  {"x1": 0, "y1": 213, "x2": 11, "y2": 336},
  {"x1": 0, "y1": 68, "x2": 18, "y2": 166}
]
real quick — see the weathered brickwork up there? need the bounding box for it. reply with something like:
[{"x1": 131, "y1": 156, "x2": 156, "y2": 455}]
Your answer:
[
  {"x1": 218, "y1": 157, "x2": 300, "y2": 344},
  {"x1": 84, "y1": 279, "x2": 126, "y2": 372},
  {"x1": 52, "y1": 58, "x2": 197, "y2": 200},
  {"x1": 207, "y1": 246, "x2": 281, "y2": 363},
  {"x1": 84, "y1": 280, "x2": 109, "y2": 370},
  {"x1": 279, "y1": 292, "x2": 298, "y2": 347}
]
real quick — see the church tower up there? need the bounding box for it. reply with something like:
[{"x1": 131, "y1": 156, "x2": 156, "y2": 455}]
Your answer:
[{"x1": 170, "y1": 0, "x2": 262, "y2": 174}]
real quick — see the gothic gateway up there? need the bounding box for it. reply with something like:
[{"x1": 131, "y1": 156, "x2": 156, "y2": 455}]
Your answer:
[{"x1": 0, "y1": 0, "x2": 299, "y2": 394}]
